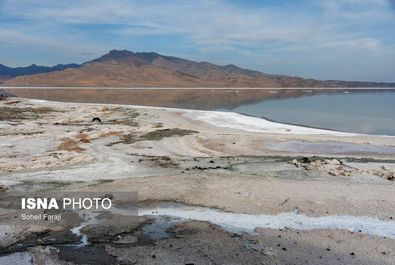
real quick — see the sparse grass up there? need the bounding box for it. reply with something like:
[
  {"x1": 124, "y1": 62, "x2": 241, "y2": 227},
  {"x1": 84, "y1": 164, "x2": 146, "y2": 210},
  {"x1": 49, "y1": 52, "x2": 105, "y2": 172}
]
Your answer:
[
  {"x1": 107, "y1": 128, "x2": 198, "y2": 146},
  {"x1": 106, "y1": 133, "x2": 137, "y2": 146},
  {"x1": 136, "y1": 155, "x2": 179, "y2": 168},
  {"x1": 107, "y1": 110, "x2": 140, "y2": 126},
  {"x1": 151, "y1": 156, "x2": 179, "y2": 168},
  {"x1": 95, "y1": 131, "x2": 124, "y2": 139},
  {"x1": 139, "y1": 128, "x2": 198, "y2": 141},
  {"x1": 0, "y1": 106, "x2": 59, "y2": 121}
]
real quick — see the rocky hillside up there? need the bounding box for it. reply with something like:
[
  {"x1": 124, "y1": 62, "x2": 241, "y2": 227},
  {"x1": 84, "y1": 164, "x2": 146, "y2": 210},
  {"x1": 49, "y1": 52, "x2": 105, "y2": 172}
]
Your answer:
[{"x1": 3, "y1": 50, "x2": 395, "y2": 87}]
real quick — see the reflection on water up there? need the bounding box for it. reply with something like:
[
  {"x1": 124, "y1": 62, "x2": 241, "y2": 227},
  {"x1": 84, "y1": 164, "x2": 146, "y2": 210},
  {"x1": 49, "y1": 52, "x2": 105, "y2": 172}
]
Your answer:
[
  {"x1": 220, "y1": 90, "x2": 395, "y2": 135},
  {"x1": 3, "y1": 88, "x2": 395, "y2": 135},
  {"x1": 4, "y1": 88, "x2": 349, "y2": 110}
]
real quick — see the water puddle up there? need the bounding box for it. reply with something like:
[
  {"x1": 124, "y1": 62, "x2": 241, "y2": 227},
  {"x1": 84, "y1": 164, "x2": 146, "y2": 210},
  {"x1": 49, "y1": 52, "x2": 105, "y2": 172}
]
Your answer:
[
  {"x1": 68, "y1": 211, "x2": 102, "y2": 247},
  {"x1": 264, "y1": 140, "x2": 395, "y2": 155},
  {"x1": 140, "y1": 216, "x2": 182, "y2": 241}
]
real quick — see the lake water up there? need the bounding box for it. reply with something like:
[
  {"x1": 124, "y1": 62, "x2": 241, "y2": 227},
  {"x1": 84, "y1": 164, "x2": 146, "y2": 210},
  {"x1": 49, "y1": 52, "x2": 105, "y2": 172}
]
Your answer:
[
  {"x1": 3, "y1": 88, "x2": 395, "y2": 135},
  {"x1": 218, "y1": 90, "x2": 395, "y2": 135}
]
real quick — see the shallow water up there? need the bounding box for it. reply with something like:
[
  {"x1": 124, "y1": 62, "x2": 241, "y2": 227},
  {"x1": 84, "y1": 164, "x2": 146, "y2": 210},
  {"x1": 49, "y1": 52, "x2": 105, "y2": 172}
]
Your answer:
[{"x1": 219, "y1": 90, "x2": 395, "y2": 135}]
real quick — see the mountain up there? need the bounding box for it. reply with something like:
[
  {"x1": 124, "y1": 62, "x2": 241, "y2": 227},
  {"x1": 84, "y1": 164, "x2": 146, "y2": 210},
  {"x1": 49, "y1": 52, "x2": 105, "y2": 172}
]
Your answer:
[
  {"x1": 2, "y1": 50, "x2": 395, "y2": 87},
  {"x1": 0, "y1": 63, "x2": 80, "y2": 84}
]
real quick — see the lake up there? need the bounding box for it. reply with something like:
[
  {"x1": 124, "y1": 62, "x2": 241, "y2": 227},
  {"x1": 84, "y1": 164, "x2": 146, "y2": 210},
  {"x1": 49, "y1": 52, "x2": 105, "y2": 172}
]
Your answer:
[{"x1": 218, "y1": 90, "x2": 395, "y2": 135}]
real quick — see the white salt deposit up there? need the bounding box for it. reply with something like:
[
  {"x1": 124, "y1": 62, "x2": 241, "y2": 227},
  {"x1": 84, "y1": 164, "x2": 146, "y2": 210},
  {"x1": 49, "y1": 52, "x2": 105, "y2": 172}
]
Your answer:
[
  {"x1": 182, "y1": 109, "x2": 355, "y2": 135},
  {"x1": 139, "y1": 203, "x2": 395, "y2": 238},
  {"x1": 0, "y1": 252, "x2": 32, "y2": 265}
]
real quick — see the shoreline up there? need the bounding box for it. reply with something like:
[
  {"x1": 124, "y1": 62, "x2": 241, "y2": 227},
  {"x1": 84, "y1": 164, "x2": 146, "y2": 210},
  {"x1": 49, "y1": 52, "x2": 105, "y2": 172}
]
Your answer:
[
  {"x1": 26, "y1": 98, "x2": 357, "y2": 136},
  {"x1": 2, "y1": 86, "x2": 395, "y2": 90},
  {"x1": 4, "y1": 88, "x2": 395, "y2": 137}
]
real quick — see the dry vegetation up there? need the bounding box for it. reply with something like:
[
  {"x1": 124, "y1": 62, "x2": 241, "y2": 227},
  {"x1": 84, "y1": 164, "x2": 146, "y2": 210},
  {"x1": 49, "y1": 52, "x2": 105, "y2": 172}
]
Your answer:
[{"x1": 0, "y1": 106, "x2": 58, "y2": 121}]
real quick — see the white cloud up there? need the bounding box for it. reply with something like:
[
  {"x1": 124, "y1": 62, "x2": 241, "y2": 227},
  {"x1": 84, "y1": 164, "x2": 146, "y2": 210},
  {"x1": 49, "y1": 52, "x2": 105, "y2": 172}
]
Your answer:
[
  {"x1": 0, "y1": 0, "x2": 333, "y2": 50},
  {"x1": 324, "y1": 38, "x2": 380, "y2": 50},
  {"x1": 2, "y1": 0, "x2": 392, "y2": 53}
]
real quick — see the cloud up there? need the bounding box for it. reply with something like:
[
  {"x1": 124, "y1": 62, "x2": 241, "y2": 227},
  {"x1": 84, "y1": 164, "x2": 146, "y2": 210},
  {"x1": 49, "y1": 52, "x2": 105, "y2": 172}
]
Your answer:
[
  {"x1": 0, "y1": 27, "x2": 105, "y2": 54},
  {"x1": 317, "y1": 0, "x2": 392, "y2": 20},
  {"x1": 324, "y1": 38, "x2": 380, "y2": 51},
  {"x1": 1, "y1": 0, "x2": 392, "y2": 53}
]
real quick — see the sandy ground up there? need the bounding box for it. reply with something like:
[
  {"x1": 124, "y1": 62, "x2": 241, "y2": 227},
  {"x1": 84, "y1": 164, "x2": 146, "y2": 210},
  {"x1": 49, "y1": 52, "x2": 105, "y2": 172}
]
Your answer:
[{"x1": 0, "y1": 97, "x2": 394, "y2": 264}]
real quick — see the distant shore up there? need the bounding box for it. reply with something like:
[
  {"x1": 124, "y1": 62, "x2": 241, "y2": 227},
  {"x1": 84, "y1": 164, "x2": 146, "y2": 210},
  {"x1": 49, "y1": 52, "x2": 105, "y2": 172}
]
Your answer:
[{"x1": 3, "y1": 86, "x2": 395, "y2": 89}]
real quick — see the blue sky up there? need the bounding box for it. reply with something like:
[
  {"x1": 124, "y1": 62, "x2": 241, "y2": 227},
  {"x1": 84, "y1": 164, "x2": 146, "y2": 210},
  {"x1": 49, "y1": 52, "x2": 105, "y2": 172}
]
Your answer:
[{"x1": 1, "y1": 0, "x2": 394, "y2": 82}]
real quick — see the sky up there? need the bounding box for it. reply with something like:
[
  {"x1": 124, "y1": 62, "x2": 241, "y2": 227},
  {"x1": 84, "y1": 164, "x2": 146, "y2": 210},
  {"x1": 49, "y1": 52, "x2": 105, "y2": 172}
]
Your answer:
[{"x1": 0, "y1": 0, "x2": 395, "y2": 82}]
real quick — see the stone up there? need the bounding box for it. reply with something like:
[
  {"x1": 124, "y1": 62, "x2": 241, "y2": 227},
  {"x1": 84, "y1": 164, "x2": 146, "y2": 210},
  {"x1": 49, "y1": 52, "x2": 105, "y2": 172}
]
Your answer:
[{"x1": 328, "y1": 159, "x2": 340, "y2": 165}]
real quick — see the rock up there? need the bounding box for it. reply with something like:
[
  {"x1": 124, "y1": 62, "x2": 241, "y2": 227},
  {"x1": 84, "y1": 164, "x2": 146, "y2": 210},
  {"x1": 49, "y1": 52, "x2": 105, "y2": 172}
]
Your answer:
[
  {"x1": 311, "y1": 160, "x2": 322, "y2": 167},
  {"x1": 329, "y1": 170, "x2": 340, "y2": 176},
  {"x1": 81, "y1": 215, "x2": 149, "y2": 241},
  {"x1": 29, "y1": 246, "x2": 74, "y2": 265},
  {"x1": 263, "y1": 248, "x2": 277, "y2": 258},
  {"x1": 336, "y1": 165, "x2": 344, "y2": 171},
  {"x1": 114, "y1": 234, "x2": 138, "y2": 244},
  {"x1": 328, "y1": 159, "x2": 340, "y2": 165}
]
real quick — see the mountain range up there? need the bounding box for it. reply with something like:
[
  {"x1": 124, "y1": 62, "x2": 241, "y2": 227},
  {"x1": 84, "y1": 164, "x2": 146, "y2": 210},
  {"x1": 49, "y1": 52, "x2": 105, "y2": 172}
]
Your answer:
[
  {"x1": 0, "y1": 63, "x2": 79, "y2": 83},
  {"x1": 1, "y1": 50, "x2": 394, "y2": 87}
]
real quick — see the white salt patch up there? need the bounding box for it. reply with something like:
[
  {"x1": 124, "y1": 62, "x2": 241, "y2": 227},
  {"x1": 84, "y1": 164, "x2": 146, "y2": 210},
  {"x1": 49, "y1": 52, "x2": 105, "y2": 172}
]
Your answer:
[
  {"x1": 0, "y1": 123, "x2": 12, "y2": 129},
  {"x1": 264, "y1": 140, "x2": 395, "y2": 155},
  {"x1": 0, "y1": 224, "x2": 13, "y2": 246},
  {"x1": 0, "y1": 252, "x2": 32, "y2": 265},
  {"x1": 28, "y1": 99, "x2": 50, "y2": 104},
  {"x1": 182, "y1": 109, "x2": 354, "y2": 136},
  {"x1": 139, "y1": 203, "x2": 395, "y2": 238}
]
